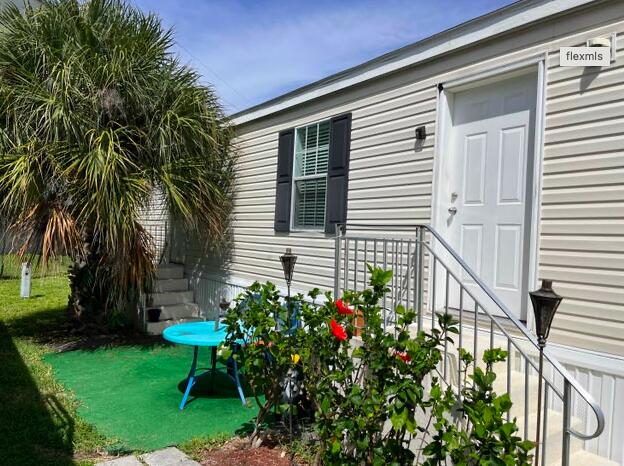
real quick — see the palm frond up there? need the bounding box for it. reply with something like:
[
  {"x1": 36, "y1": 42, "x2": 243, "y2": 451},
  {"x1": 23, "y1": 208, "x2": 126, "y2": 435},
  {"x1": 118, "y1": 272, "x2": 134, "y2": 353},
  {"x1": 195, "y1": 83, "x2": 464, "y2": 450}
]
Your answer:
[{"x1": 0, "y1": 0, "x2": 236, "y2": 319}]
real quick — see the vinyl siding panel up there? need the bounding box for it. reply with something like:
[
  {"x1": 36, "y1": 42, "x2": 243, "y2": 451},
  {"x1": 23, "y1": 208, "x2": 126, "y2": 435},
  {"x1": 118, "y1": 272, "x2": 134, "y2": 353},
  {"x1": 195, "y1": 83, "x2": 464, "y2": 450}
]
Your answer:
[
  {"x1": 180, "y1": 2, "x2": 624, "y2": 365},
  {"x1": 542, "y1": 30, "x2": 624, "y2": 356}
]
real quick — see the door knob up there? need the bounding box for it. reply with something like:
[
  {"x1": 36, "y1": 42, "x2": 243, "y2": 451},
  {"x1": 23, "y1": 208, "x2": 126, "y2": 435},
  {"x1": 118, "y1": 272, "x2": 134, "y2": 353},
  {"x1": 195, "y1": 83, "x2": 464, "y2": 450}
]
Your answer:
[{"x1": 448, "y1": 207, "x2": 457, "y2": 215}]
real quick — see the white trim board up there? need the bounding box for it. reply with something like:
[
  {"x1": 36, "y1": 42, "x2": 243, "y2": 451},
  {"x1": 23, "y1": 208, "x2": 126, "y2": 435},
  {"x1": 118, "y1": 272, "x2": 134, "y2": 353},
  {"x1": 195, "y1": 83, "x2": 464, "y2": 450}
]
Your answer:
[
  {"x1": 231, "y1": 0, "x2": 598, "y2": 125},
  {"x1": 549, "y1": 342, "x2": 624, "y2": 376},
  {"x1": 526, "y1": 58, "x2": 547, "y2": 333}
]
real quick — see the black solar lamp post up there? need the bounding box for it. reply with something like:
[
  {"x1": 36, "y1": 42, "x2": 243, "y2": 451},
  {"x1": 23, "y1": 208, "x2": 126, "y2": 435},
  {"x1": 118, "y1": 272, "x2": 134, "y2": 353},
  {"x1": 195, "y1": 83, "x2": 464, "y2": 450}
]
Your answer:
[
  {"x1": 280, "y1": 248, "x2": 297, "y2": 465},
  {"x1": 530, "y1": 279, "x2": 563, "y2": 466},
  {"x1": 280, "y1": 248, "x2": 297, "y2": 290}
]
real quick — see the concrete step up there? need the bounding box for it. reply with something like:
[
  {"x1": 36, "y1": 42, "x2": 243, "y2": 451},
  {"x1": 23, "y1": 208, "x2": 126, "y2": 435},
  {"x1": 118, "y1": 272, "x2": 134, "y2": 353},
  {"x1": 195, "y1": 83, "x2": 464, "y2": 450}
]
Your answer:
[
  {"x1": 157, "y1": 303, "x2": 200, "y2": 320},
  {"x1": 518, "y1": 410, "x2": 583, "y2": 465},
  {"x1": 495, "y1": 372, "x2": 541, "y2": 419},
  {"x1": 153, "y1": 278, "x2": 188, "y2": 293},
  {"x1": 146, "y1": 317, "x2": 203, "y2": 336},
  {"x1": 97, "y1": 456, "x2": 143, "y2": 466},
  {"x1": 411, "y1": 320, "x2": 539, "y2": 366},
  {"x1": 449, "y1": 363, "x2": 587, "y2": 463},
  {"x1": 408, "y1": 319, "x2": 613, "y2": 465},
  {"x1": 155, "y1": 264, "x2": 184, "y2": 280},
  {"x1": 150, "y1": 290, "x2": 194, "y2": 307},
  {"x1": 558, "y1": 449, "x2": 620, "y2": 466}
]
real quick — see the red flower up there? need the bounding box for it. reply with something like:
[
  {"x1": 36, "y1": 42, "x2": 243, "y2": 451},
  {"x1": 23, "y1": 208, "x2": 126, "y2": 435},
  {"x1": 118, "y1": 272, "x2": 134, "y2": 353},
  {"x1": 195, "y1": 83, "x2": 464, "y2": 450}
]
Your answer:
[
  {"x1": 330, "y1": 319, "x2": 348, "y2": 341},
  {"x1": 335, "y1": 299, "x2": 354, "y2": 315},
  {"x1": 396, "y1": 351, "x2": 411, "y2": 363}
]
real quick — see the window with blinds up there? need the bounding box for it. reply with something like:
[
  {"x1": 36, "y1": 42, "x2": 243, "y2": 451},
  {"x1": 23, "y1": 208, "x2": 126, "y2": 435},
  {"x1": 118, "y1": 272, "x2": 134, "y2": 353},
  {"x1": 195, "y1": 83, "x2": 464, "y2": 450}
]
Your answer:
[{"x1": 292, "y1": 120, "x2": 330, "y2": 229}]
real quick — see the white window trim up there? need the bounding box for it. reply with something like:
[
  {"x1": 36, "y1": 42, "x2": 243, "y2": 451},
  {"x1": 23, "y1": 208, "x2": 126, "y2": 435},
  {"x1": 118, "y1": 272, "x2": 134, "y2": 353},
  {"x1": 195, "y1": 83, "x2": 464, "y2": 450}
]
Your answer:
[{"x1": 289, "y1": 119, "x2": 330, "y2": 232}]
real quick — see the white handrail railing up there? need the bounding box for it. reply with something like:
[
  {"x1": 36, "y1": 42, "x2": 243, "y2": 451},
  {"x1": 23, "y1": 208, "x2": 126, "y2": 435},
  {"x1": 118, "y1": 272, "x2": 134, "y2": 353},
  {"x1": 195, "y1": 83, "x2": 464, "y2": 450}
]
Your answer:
[{"x1": 333, "y1": 223, "x2": 605, "y2": 465}]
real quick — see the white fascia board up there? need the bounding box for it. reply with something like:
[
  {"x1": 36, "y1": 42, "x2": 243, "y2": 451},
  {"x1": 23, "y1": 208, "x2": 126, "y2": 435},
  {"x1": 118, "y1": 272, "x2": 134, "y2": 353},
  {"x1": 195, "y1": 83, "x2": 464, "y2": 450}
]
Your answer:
[{"x1": 231, "y1": 0, "x2": 598, "y2": 126}]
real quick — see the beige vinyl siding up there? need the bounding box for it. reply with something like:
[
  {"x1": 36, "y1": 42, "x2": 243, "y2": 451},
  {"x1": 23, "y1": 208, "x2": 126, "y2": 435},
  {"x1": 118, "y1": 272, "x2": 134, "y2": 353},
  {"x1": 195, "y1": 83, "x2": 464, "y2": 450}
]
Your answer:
[
  {"x1": 541, "y1": 31, "x2": 624, "y2": 355},
  {"x1": 181, "y1": 1, "x2": 624, "y2": 356}
]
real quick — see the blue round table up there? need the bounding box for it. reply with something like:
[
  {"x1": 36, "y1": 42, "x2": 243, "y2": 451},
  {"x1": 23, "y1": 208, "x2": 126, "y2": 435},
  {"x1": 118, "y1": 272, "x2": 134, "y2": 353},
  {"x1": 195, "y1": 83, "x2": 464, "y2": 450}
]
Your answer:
[{"x1": 163, "y1": 321, "x2": 246, "y2": 409}]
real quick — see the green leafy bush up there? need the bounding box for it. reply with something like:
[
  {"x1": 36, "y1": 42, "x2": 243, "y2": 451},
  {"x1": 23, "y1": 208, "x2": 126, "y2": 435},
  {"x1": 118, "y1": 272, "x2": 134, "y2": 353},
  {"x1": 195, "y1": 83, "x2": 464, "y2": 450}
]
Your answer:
[
  {"x1": 423, "y1": 348, "x2": 534, "y2": 465},
  {"x1": 225, "y1": 266, "x2": 533, "y2": 465},
  {"x1": 223, "y1": 281, "x2": 318, "y2": 439},
  {"x1": 298, "y1": 266, "x2": 458, "y2": 465}
]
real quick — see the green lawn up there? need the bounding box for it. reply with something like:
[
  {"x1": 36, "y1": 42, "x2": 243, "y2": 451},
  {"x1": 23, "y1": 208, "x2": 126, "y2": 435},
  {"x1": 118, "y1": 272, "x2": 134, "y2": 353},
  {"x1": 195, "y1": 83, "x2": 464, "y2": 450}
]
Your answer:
[
  {"x1": 0, "y1": 275, "x2": 107, "y2": 466},
  {"x1": 0, "y1": 254, "x2": 71, "y2": 280}
]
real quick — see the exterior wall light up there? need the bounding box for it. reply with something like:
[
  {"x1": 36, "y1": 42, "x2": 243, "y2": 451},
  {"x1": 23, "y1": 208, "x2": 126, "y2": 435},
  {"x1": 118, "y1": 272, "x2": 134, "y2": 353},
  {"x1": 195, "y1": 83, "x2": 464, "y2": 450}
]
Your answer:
[
  {"x1": 587, "y1": 37, "x2": 611, "y2": 48},
  {"x1": 415, "y1": 125, "x2": 427, "y2": 140}
]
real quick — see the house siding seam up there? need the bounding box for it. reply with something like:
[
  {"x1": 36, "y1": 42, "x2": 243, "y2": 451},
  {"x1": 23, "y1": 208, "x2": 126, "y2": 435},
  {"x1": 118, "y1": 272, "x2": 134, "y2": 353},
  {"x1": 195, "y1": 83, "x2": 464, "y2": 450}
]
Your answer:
[{"x1": 177, "y1": 4, "x2": 624, "y2": 462}]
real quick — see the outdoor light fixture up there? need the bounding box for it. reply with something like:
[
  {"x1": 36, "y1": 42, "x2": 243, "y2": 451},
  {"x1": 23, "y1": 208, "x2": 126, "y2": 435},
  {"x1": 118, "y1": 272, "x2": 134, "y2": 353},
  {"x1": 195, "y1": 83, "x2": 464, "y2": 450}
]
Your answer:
[
  {"x1": 530, "y1": 279, "x2": 563, "y2": 466},
  {"x1": 279, "y1": 248, "x2": 298, "y2": 466},
  {"x1": 280, "y1": 248, "x2": 297, "y2": 286},
  {"x1": 415, "y1": 125, "x2": 427, "y2": 140},
  {"x1": 588, "y1": 36, "x2": 611, "y2": 48},
  {"x1": 530, "y1": 279, "x2": 562, "y2": 347}
]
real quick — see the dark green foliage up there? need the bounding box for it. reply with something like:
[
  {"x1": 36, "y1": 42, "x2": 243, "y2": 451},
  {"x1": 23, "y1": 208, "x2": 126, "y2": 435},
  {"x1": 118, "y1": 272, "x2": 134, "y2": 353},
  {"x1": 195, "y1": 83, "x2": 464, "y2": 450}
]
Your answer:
[
  {"x1": 0, "y1": 0, "x2": 236, "y2": 322},
  {"x1": 423, "y1": 348, "x2": 534, "y2": 465},
  {"x1": 299, "y1": 266, "x2": 458, "y2": 465},
  {"x1": 224, "y1": 281, "x2": 318, "y2": 439},
  {"x1": 226, "y1": 266, "x2": 533, "y2": 464}
]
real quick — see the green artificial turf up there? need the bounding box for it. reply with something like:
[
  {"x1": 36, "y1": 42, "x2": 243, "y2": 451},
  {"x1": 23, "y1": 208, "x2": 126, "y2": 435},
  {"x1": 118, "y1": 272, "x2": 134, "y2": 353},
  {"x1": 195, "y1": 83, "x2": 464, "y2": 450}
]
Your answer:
[
  {"x1": 45, "y1": 344, "x2": 258, "y2": 451},
  {"x1": 0, "y1": 267, "x2": 255, "y2": 464}
]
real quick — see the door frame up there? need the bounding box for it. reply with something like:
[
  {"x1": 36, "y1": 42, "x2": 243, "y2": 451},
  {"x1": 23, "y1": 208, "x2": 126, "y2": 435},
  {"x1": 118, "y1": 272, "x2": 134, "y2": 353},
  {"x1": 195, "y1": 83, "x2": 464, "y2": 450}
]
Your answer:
[{"x1": 430, "y1": 54, "x2": 547, "y2": 322}]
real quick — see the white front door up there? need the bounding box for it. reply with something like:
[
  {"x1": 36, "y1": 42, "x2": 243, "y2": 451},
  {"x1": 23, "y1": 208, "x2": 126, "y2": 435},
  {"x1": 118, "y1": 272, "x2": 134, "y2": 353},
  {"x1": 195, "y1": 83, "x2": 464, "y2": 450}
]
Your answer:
[{"x1": 443, "y1": 73, "x2": 537, "y2": 317}]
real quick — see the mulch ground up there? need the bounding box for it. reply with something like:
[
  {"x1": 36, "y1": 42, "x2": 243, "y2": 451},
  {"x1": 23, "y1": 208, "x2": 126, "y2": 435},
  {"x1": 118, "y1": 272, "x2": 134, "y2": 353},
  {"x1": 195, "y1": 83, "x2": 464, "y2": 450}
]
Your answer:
[{"x1": 198, "y1": 438, "x2": 301, "y2": 466}]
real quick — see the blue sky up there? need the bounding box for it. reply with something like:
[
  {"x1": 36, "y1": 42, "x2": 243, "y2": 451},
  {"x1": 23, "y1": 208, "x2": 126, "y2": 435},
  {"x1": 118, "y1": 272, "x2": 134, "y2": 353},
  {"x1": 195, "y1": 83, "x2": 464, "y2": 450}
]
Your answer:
[{"x1": 131, "y1": 0, "x2": 516, "y2": 115}]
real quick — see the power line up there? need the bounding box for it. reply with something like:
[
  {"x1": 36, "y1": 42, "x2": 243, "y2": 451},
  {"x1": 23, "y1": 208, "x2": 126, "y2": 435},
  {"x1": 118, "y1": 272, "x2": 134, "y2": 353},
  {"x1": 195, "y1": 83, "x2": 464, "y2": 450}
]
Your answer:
[{"x1": 176, "y1": 43, "x2": 254, "y2": 112}]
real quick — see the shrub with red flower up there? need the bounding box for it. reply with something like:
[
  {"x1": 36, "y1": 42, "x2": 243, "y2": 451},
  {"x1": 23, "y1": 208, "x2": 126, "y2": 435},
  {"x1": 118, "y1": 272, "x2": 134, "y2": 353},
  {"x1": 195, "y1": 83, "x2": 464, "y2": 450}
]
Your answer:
[
  {"x1": 330, "y1": 319, "x2": 348, "y2": 341},
  {"x1": 335, "y1": 299, "x2": 354, "y2": 315},
  {"x1": 224, "y1": 267, "x2": 530, "y2": 465}
]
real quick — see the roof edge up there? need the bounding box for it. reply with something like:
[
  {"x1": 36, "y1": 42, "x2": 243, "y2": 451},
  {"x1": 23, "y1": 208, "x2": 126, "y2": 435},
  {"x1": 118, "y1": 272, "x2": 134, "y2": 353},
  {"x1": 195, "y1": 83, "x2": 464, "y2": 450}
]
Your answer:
[{"x1": 230, "y1": 0, "x2": 598, "y2": 126}]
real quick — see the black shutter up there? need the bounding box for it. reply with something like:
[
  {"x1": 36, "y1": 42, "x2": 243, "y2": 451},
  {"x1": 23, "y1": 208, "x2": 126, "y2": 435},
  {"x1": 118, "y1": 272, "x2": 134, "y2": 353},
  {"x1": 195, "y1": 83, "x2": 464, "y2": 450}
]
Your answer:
[
  {"x1": 325, "y1": 113, "x2": 352, "y2": 234},
  {"x1": 274, "y1": 128, "x2": 294, "y2": 232}
]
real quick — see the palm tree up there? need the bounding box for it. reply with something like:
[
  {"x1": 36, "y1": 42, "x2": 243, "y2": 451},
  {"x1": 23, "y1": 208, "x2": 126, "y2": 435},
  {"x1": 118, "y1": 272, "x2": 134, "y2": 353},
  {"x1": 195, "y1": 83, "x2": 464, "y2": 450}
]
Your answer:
[{"x1": 0, "y1": 0, "x2": 236, "y2": 325}]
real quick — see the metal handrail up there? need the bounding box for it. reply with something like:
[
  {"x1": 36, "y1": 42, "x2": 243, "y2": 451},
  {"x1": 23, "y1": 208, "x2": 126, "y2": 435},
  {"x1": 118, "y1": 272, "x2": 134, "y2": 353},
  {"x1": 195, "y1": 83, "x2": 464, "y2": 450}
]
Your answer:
[
  {"x1": 415, "y1": 224, "x2": 605, "y2": 442},
  {"x1": 334, "y1": 223, "x2": 605, "y2": 448}
]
